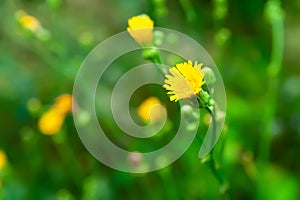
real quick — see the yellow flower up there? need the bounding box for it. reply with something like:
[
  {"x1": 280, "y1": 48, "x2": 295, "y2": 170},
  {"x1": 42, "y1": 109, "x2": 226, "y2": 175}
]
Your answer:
[
  {"x1": 38, "y1": 109, "x2": 65, "y2": 135},
  {"x1": 38, "y1": 94, "x2": 72, "y2": 135},
  {"x1": 163, "y1": 60, "x2": 205, "y2": 102},
  {"x1": 127, "y1": 14, "x2": 154, "y2": 45},
  {"x1": 0, "y1": 150, "x2": 7, "y2": 170},
  {"x1": 16, "y1": 10, "x2": 41, "y2": 32},
  {"x1": 54, "y1": 94, "x2": 73, "y2": 115},
  {"x1": 20, "y1": 15, "x2": 40, "y2": 31},
  {"x1": 138, "y1": 97, "x2": 165, "y2": 123}
]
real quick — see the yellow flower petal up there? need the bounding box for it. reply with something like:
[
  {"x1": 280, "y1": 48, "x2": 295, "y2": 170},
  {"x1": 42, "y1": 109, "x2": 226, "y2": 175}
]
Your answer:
[
  {"x1": 54, "y1": 94, "x2": 73, "y2": 115},
  {"x1": 38, "y1": 109, "x2": 65, "y2": 135},
  {"x1": 163, "y1": 60, "x2": 205, "y2": 102},
  {"x1": 0, "y1": 150, "x2": 7, "y2": 170},
  {"x1": 127, "y1": 15, "x2": 154, "y2": 45},
  {"x1": 16, "y1": 10, "x2": 41, "y2": 32},
  {"x1": 137, "y1": 97, "x2": 164, "y2": 123}
]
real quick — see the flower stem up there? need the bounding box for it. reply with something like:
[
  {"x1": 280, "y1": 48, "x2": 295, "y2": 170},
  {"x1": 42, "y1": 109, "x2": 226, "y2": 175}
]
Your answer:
[
  {"x1": 143, "y1": 47, "x2": 168, "y2": 74},
  {"x1": 259, "y1": 0, "x2": 284, "y2": 163},
  {"x1": 151, "y1": 54, "x2": 168, "y2": 75},
  {"x1": 203, "y1": 105, "x2": 232, "y2": 199},
  {"x1": 206, "y1": 152, "x2": 232, "y2": 199}
]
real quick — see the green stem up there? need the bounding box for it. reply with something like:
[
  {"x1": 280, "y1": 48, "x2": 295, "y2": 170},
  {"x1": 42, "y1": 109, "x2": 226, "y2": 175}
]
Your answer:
[
  {"x1": 204, "y1": 106, "x2": 232, "y2": 199},
  {"x1": 179, "y1": 0, "x2": 197, "y2": 22},
  {"x1": 207, "y1": 153, "x2": 233, "y2": 199},
  {"x1": 52, "y1": 134, "x2": 83, "y2": 189},
  {"x1": 205, "y1": 105, "x2": 217, "y2": 142},
  {"x1": 207, "y1": 152, "x2": 224, "y2": 184},
  {"x1": 259, "y1": 0, "x2": 284, "y2": 162},
  {"x1": 149, "y1": 51, "x2": 168, "y2": 75}
]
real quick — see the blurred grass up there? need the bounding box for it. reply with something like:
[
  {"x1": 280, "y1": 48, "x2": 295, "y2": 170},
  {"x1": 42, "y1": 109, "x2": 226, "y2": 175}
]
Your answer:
[{"x1": 0, "y1": 0, "x2": 300, "y2": 199}]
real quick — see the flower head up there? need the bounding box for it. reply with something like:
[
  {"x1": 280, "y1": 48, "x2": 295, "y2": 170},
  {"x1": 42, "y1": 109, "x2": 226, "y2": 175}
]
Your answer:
[
  {"x1": 38, "y1": 94, "x2": 72, "y2": 135},
  {"x1": 127, "y1": 14, "x2": 154, "y2": 45},
  {"x1": 16, "y1": 10, "x2": 41, "y2": 32},
  {"x1": 163, "y1": 60, "x2": 205, "y2": 102},
  {"x1": 0, "y1": 150, "x2": 7, "y2": 170},
  {"x1": 138, "y1": 97, "x2": 165, "y2": 123},
  {"x1": 54, "y1": 94, "x2": 73, "y2": 115},
  {"x1": 38, "y1": 109, "x2": 65, "y2": 135},
  {"x1": 15, "y1": 10, "x2": 51, "y2": 41}
]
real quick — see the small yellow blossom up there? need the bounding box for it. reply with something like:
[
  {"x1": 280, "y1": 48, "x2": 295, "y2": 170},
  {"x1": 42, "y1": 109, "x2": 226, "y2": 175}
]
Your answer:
[
  {"x1": 0, "y1": 150, "x2": 7, "y2": 170},
  {"x1": 138, "y1": 97, "x2": 164, "y2": 123},
  {"x1": 20, "y1": 15, "x2": 40, "y2": 31},
  {"x1": 38, "y1": 109, "x2": 65, "y2": 135},
  {"x1": 163, "y1": 60, "x2": 205, "y2": 102},
  {"x1": 16, "y1": 10, "x2": 41, "y2": 32},
  {"x1": 38, "y1": 94, "x2": 72, "y2": 135},
  {"x1": 127, "y1": 15, "x2": 154, "y2": 45},
  {"x1": 54, "y1": 94, "x2": 73, "y2": 115}
]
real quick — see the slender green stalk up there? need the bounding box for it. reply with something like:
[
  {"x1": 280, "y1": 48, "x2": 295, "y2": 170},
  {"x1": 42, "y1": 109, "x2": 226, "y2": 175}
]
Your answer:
[
  {"x1": 259, "y1": 0, "x2": 284, "y2": 162},
  {"x1": 204, "y1": 106, "x2": 232, "y2": 199},
  {"x1": 145, "y1": 48, "x2": 168, "y2": 74},
  {"x1": 52, "y1": 134, "x2": 83, "y2": 188},
  {"x1": 179, "y1": 0, "x2": 197, "y2": 22},
  {"x1": 213, "y1": 0, "x2": 229, "y2": 73},
  {"x1": 206, "y1": 153, "x2": 232, "y2": 199}
]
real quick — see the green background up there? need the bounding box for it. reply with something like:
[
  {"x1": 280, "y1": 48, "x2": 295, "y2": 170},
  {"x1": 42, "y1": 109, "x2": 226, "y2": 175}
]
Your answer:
[{"x1": 0, "y1": 0, "x2": 300, "y2": 199}]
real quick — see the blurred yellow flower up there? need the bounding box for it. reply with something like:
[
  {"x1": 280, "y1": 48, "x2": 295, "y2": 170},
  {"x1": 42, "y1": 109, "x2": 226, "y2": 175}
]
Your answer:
[
  {"x1": 0, "y1": 150, "x2": 7, "y2": 170},
  {"x1": 38, "y1": 109, "x2": 65, "y2": 135},
  {"x1": 15, "y1": 10, "x2": 51, "y2": 41},
  {"x1": 138, "y1": 97, "x2": 164, "y2": 123},
  {"x1": 127, "y1": 14, "x2": 154, "y2": 45},
  {"x1": 54, "y1": 94, "x2": 73, "y2": 115},
  {"x1": 16, "y1": 10, "x2": 41, "y2": 32},
  {"x1": 163, "y1": 60, "x2": 205, "y2": 102},
  {"x1": 38, "y1": 94, "x2": 72, "y2": 135}
]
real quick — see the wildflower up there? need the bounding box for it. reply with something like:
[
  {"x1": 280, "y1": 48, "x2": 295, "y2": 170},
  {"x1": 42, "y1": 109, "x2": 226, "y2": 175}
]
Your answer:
[
  {"x1": 127, "y1": 14, "x2": 154, "y2": 45},
  {"x1": 38, "y1": 94, "x2": 72, "y2": 135},
  {"x1": 16, "y1": 10, "x2": 41, "y2": 32},
  {"x1": 163, "y1": 60, "x2": 205, "y2": 102},
  {"x1": 15, "y1": 10, "x2": 51, "y2": 41},
  {"x1": 0, "y1": 150, "x2": 7, "y2": 170},
  {"x1": 38, "y1": 109, "x2": 65, "y2": 135},
  {"x1": 138, "y1": 97, "x2": 165, "y2": 123},
  {"x1": 54, "y1": 94, "x2": 73, "y2": 115}
]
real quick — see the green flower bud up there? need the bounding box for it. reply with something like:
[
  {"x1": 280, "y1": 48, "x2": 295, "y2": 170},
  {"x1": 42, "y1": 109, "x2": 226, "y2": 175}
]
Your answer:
[
  {"x1": 202, "y1": 67, "x2": 217, "y2": 85},
  {"x1": 198, "y1": 90, "x2": 213, "y2": 108},
  {"x1": 142, "y1": 47, "x2": 160, "y2": 60}
]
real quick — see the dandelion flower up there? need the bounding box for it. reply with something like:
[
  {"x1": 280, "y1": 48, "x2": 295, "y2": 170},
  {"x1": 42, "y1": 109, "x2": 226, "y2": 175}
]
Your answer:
[
  {"x1": 138, "y1": 97, "x2": 164, "y2": 123},
  {"x1": 38, "y1": 109, "x2": 65, "y2": 135},
  {"x1": 0, "y1": 150, "x2": 7, "y2": 170},
  {"x1": 127, "y1": 14, "x2": 154, "y2": 45},
  {"x1": 163, "y1": 60, "x2": 205, "y2": 102},
  {"x1": 54, "y1": 94, "x2": 73, "y2": 115}
]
